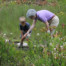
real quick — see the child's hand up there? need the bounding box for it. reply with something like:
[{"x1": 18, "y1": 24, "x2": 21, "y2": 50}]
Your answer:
[
  {"x1": 21, "y1": 33, "x2": 27, "y2": 41},
  {"x1": 24, "y1": 33, "x2": 27, "y2": 38}
]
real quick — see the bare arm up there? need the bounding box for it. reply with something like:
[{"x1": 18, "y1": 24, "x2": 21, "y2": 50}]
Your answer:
[
  {"x1": 26, "y1": 20, "x2": 37, "y2": 35},
  {"x1": 45, "y1": 21, "x2": 49, "y2": 30},
  {"x1": 44, "y1": 21, "x2": 51, "y2": 33},
  {"x1": 21, "y1": 20, "x2": 37, "y2": 41}
]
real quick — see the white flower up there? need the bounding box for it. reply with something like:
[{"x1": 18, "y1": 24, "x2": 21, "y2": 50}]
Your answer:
[
  {"x1": 59, "y1": 38, "x2": 62, "y2": 40},
  {"x1": 49, "y1": 43, "x2": 52, "y2": 46},
  {"x1": 23, "y1": 42, "x2": 28, "y2": 46},
  {"x1": 34, "y1": 45, "x2": 36, "y2": 47},
  {"x1": 10, "y1": 33, "x2": 13, "y2": 35},
  {"x1": 65, "y1": 42, "x2": 66, "y2": 44},
  {"x1": 37, "y1": 33, "x2": 40, "y2": 36},
  {"x1": 63, "y1": 56, "x2": 64, "y2": 58},
  {"x1": 60, "y1": 45, "x2": 63, "y2": 49},
  {"x1": 54, "y1": 56, "x2": 57, "y2": 59},
  {"x1": 54, "y1": 53, "x2": 56, "y2": 56},
  {"x1": 3, "y1": 33, "x2": 6, "y2": 36},
  {"x1": 3, "y1": 33, "x2": 6, "y2": 37},
  {"x1": 5, "y1": 39, "x2": 9, "y2": 43},
  {"x1": 54, "y1": 48, "x2": 56, "y2": 51},
  {"x1": 63, "y1": 42, "x2": 66, "y2": 45},
  {"x1": 17, "y1": 43, "x2": 21, "y2": 46},
  {"x1": 61, "y1": 38, "x2": 63, "y2": 40}
]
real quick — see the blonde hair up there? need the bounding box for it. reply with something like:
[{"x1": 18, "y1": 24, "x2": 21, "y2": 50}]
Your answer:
[{"x1": 19, "y1": 16, "x2": 26, "y2": 22}]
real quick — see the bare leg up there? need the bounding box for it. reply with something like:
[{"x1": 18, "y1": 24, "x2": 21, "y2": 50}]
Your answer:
[{"x1": 50, "y1": 29, "x2": 55, "y2": 37}]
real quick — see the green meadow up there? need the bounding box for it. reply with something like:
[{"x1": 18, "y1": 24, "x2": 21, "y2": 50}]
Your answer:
[{"x1": 0, "y1": 0, "x2": 66, "y2": 66}]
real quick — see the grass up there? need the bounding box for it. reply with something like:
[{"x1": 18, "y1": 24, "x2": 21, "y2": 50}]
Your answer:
[
  {"x1": 0, "y1": 0, "x2": 66, "y2": 66},
  {"x1": 0, "y1": 1, "x2": 66, "y2": 36}
]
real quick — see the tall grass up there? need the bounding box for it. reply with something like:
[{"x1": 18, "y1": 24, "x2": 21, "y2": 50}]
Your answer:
[
  {"x1": 0, "y1": 1, "x2": 66, "y2": 66},
  {"x1": 0, "y1": 2, "x2": 66, "y2": 37}
]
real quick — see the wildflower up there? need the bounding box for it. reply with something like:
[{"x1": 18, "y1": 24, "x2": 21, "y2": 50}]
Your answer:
[
  {"x1": 5, "y1": 39, "x2": 9, "y2": 43},
  {"x1": 54, "y1": 48, "x2": 56, "y2": 51},
  {"x1": 37, "y1": 33, "x2": 40, "y2": 36},
  {"x1": 60, "y1": 45, "x2": 63, "y2": 50},
  {"x1": 17, "y1": 43, "x2": 20, "y2": 46},
  {"x1": 60, "y1": 45, "x2": 63, "y2": 48},
  {"x1": 49, "y1": 43, "x2": 52, "y2": 46},
  {"x1": 63, "y1": 56, "x2": 64, "y2": 58},
  {"x1": 63, "y1": 42, "x2": 66, "y2": 45},
  {"x1": 3, "y1": 33, "x2": 6, "y2": 36},
  {"x1": 54, "y1": 53, "x2": 56, "y2": 56},
  {"x1": 10, "y1": 33, "x2": 13, "y2": 35},
  {"x1": 54, "y1": 56, "x2": 56, "y2": 59},
  {"x1": 34, "y1": 45, "x2": 36, "y2": 47},
  {"x1": 59, "y1": 38, "x2": 62, "y2": 40},
  {"x1": 62, "y1": 23, "x2": 65, "y2": 29},
  {"x1": 3, "y1": 33, "x2": 6, "y2": 37},
  {"x1": 54, "y1": 56, "x2": 58, "y2": 60},
  {"x1": 23, "y1": 42, "x2": 28, "y2": 46},
  {"x1": 54, "y1": 53, "x2": 59, "y2": 59}
]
